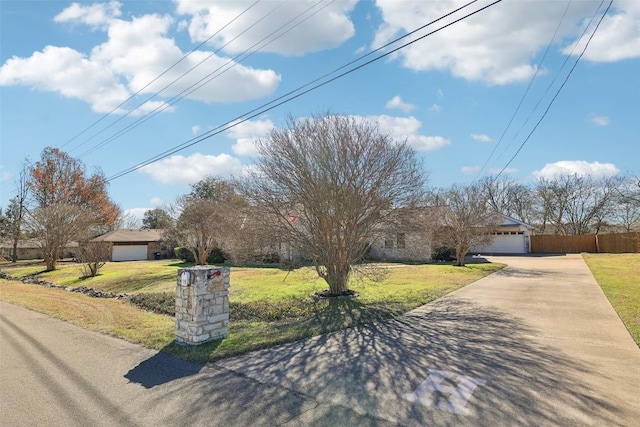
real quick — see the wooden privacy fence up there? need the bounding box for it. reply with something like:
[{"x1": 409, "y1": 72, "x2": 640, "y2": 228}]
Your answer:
[{"x1": 531, "y1": 232, "x2": 640, "y2": 254}]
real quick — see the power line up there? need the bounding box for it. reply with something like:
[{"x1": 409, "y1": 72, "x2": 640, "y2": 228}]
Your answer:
[
  {"x1": 76, "y1": 0, "x2": 333, "y2": 159},
  {"x1": 474, "y1": 0, "x2": 574, "y2": 181},
  {"x1": 59, "y1": 0, "x2": 264, "y2": 152},
  {"x1": 493, "y1": 0, "x2": 614, "y2": 180},
  {"x1": 107, "y1": 0, "x2": 502, "y2": 182}
]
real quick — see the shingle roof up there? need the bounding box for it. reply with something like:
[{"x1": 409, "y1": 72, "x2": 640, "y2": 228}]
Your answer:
[{"x1": 91, "y1": 229, "x2": 163, "y2": 243}]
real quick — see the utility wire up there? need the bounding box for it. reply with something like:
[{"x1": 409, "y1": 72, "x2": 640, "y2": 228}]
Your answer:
[
  {"x1": 77, "y1": 0, "x2": 332, "y2": 159},
  {"x1": 106, "y1": 0, "x2": 487, "y2": 180},
  {"x1": 60, "y1": 0, "x2": 263, "y2": 151},
  {"x1": 474, "y1": 0, "x2": 573, "y2": 181},
  {"x1": 107, "y1": 0, "x2": 502, "y2": 182},
  {"x1": 493, "y1": 0, "x2": 613, "y2": 180},
  {"x1": 492, "y1": 0, "x2": 604, "y2": 169}
]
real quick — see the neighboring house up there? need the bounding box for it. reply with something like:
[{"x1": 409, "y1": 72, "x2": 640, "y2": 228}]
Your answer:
[
  {"x1": 91, "y1": 229, "x2": 165, "y2": 261},
  {"x1": 369, "y1": 210, "x2": 535, "y2": 261},
  {"x1": 470, "y1": 214, "x2": 535, "y2": 254},
  {"x1": 0, "y1": 239, "x2": 78, "y2": 260},
  {"x1": 367, "y1": 207, "x2": 442, "y2": 262}
]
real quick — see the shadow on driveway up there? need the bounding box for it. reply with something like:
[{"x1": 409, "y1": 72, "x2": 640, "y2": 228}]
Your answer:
[{"x1": 216, "y1": 298, "x2": 627, "y2": 426}]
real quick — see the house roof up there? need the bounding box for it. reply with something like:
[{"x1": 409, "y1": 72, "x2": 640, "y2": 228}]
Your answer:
[
  {"x1": 496, "y1": 214, "x2": 534, "y2": 229},
  {"x1": 0, "y1": 239, "x2": 79, "y2": 249},
  {"x1": 91, "y1": 229, "x2": 163, "y2": 243}
]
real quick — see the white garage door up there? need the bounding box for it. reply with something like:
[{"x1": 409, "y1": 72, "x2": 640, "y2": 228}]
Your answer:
[
  {"x1": 472, "y1": 234, "x2": 527, "y2": 254},
  {"x1": 112, "y1": 245, "x2": 148, "y2": 261}
]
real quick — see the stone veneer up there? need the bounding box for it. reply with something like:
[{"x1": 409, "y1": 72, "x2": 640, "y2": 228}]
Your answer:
[{"x1": 175, "y1": 266, "x2": 229, "y2": 345}]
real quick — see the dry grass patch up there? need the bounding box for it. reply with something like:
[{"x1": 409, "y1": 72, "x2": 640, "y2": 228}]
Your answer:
[{"x1": 0, "y1": 279, "x2": 174, "y2": 349}]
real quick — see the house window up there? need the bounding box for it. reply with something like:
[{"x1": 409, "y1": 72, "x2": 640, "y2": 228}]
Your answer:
[
  {"x1": 385, "y1": 237, "x2": 394, "y2": 249},
  {"x1": 397, "y1": 233, "x2": 406, "y2": 249}
]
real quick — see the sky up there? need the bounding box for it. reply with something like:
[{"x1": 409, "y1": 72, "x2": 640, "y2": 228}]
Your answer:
[{"x1": 1, "y1": 0, "x2": 639, "y2": 224}]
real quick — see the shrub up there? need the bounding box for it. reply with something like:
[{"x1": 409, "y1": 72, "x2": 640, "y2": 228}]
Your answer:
[
  {"x1": 174, "y1": 247, "x2": 228, "y2": 264},
  {"x1": 432, "y1": 246, "x2": 456, "y2": 262},
  {"x1": 128, "y1": 292, "x2": 175, "y2": 316}
]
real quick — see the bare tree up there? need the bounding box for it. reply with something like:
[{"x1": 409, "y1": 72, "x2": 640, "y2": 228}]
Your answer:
[
  {"x1": 237, "y1": 114, "x2": 426, "y2": 295},
  {"x1": 480, "y1": 176, "x2": 536, "y2": 224},
  {"x1": 611, "y1": 176, "x2": 640, "y2": 232},
  {"x1": 77, "y1": 241, "x2": 111, "y2": 277},
  {"x1": 431, "y1": 183, "x2": 498, "y2": 266},
  {"x1": 3, "y1": 161, "x2": 30, "y2": 262},
  {"x1": 535, "y1": 174, "x2": 618, "y2": 235}
]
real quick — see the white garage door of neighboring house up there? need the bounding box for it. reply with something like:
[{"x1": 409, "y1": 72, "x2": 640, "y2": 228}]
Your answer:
[
  {"x1": 112, "y1": 245, "x2": 148, "y2": 261},
  {"x1": 472, "y1": 233, "x2": 527, "y2": 254}
]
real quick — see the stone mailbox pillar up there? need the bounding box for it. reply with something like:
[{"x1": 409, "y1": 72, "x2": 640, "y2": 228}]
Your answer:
[{"x1": 175, "y1": 266, "x2": 230, "y2": 345}]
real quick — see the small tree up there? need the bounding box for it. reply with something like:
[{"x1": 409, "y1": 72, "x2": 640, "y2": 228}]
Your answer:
[
  {"x1": 432, "y1": 183, "x2": 498, "y2": 266},
  {"x1": 238, "y1": 114, "x2": 426, "y2": 295},
  {"x1": 77, "y1": 241, "x2": 111, "y2": 278},
  {"x1": 169, "y1": 177, "x2": 246, "y2": 265},
  {"x1": 1, "y1": 161, "x2": 30, "y2": 262},
  {"x1": 141, "y1": 208, "x2": 173, "y2": 230}
]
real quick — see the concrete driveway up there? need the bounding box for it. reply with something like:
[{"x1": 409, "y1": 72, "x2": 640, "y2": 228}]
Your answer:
[
  {"x1": 218, "y1": 254, "x2": 640, "y2": 426},
  {"x1": 2, "y1": 254, "x2": 638, "y2": 426}
]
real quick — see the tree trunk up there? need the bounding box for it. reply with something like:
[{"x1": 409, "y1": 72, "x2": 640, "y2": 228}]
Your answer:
[
  {"x1": 456, "y1": 246, "x2": 467, "y2": 267},
  {"x1": 11, "y1": 239, "x2": 18, "y2": 263},
  {"x1": 323, "y1": 264, "x2": 350, "y2": 295}
]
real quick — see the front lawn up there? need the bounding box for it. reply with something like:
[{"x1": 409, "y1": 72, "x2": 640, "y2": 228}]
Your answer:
[
  {"x1": 0, "y1": 259, "x2": 504, "y2": 362},
  {"x1": 583, "y1": 253, "x2": 640, "y2": 346}
]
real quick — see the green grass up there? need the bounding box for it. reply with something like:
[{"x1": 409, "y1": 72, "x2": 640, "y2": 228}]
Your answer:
[
  {"x1": 0, "y1": 259, "x2": 505, "y2": 362},
  {"x1": 583, "y1": 253, "x2": 640, "y2": 346}
]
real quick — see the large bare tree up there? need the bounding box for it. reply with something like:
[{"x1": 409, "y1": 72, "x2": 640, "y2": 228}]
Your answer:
[
  {"x1": 535, "y1": 174, "x2": 618, "y2": 235},
  {"x1": 238, "y1": 114, "x2": 426, "y2": 295},
  {"x1": 431, "y1": 183, "x2": 498, "y2": 266},
  {"x1": 26, "y1": 148, "x2": 120, "y2": 270}
]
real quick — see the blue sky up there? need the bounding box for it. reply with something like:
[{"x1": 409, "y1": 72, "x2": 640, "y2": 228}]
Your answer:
[{"x1": 1, "y1": 0, "x2": 639, "y2": 224}]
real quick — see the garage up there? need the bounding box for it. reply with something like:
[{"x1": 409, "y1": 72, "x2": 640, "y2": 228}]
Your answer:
[
  {"x1": 112, "y1": 244, "x2": 149, "y2": 261},
  {"x1": 91, "y1": 229, "x2": 163, "y2": 261},
  {"x1": 472, "y1": 232, "x2": 528, "y2": 254},
  {"x1": 470, "y1": 215, "x2": 534, "y2": 255}
]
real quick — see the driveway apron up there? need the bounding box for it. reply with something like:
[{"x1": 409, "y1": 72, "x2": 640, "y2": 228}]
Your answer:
[{"x1": 217, "y1": 255, "x2": 640, "y2": 426}]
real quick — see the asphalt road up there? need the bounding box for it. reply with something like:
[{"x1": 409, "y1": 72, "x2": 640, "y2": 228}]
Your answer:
[{"x1": 1, "y1": 255, "x2": 639, "y2": 426}]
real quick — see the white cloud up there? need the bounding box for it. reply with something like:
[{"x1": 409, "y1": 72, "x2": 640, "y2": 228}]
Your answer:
[
  {"x1": 436, "y1": 89, "x2": 444, "y2": 99},
  {"x1": 140, "y1": 153, "x2": 245, "y2": 184},
  {"x1": 123, "y1": 207, "x2": 149, "y2": 224},
  {"x1": 150, "y1": 197, "x2": 164, "y2": 206},
  {"x1": 0, "y1": 3, "x2": 281, "y2": 113},
  {"x1": 461, "y1": 166, "x2": 480, "y2": 174},
  {"x1": 533, "y1": 160, "x2": 620, "y2": 179},
  {"x1": 489, "y1": 167, "x2": 518, "y2": 175},
  {"x1": 191, "y1": 125, "x2": 201, "y2": 134},
  {"x1": 175, "y1": 0, "x2": 358, "y2": 56},
  {"x1": 364, "y1": 115, "x2": 450, "y2": 151},
  {"x1": 471, "y1": 133, "x2": 493, "y2": 142},
  {"x1": 54, "y1": 0, "x2": 122, "y2": 28},
  {"x1": 562, "y1": 1, "x2": 640, "y2": 62},
  {"x1": 373, "y1": 1, "x2": 637, "y2": 85},
  {"x1": 227, "y1": 118, "x2": 275, "y2": 156},
  {"x1": 385, "y1": 95, "x2": 414, "y2": 112},
  {"x1": 590, "y1": 115, "x2": 610, "y2": 126},
  {"x1": 429, "y1": 103, "x2": 441, "y2": 112}
]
